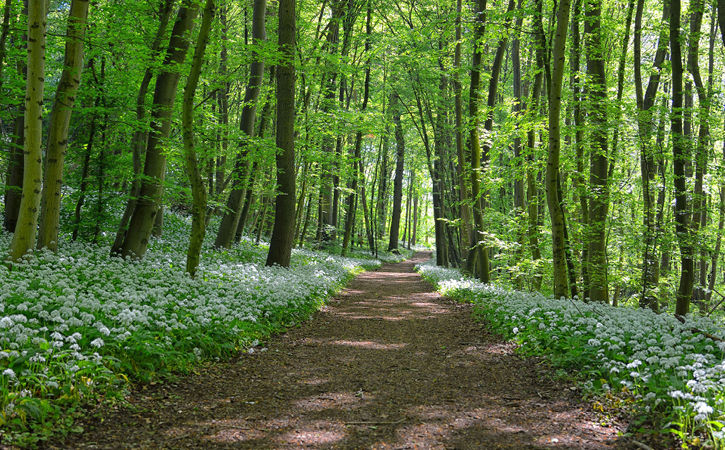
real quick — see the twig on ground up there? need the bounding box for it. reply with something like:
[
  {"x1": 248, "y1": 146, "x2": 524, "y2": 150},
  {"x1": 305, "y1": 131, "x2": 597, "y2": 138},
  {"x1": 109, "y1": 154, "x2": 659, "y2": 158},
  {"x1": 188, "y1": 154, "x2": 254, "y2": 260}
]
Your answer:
[
  {"x1": 674, "y1": 314, "x2": 725, "y2": 342},
  {"x1": 631, "y1": 440, "x2": 654, "y2": 450},
  {"x1": 345, "y1": 419, "x2": 406, "y2": 425}
]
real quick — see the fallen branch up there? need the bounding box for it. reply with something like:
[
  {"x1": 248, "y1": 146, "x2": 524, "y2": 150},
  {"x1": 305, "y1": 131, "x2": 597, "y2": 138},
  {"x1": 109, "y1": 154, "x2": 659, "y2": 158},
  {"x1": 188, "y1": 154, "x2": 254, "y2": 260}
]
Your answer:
[
  {"x1": 674, "y1": 314, "x2": 725, "y2": 342},
  {"x1": 631, "y1": 440, "x2": 654, "y2": 450},
  {"x1": 345, "y1": 419, "x2": 405, "y2": 425}
]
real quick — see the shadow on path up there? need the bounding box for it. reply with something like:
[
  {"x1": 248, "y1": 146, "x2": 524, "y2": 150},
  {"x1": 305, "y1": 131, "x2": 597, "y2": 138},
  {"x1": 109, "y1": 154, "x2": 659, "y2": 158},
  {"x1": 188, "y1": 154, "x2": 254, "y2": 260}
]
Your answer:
[{"x1": 55, "y1": 252, "x2": 625, "y2": 449}]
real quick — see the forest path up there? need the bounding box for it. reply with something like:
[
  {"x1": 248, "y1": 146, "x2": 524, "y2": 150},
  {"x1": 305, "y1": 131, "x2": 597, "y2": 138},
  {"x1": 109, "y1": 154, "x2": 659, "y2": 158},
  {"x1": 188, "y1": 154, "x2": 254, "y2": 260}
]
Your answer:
[{"x1": 55, "y1": 252, "x2": 626, "y2": 449}]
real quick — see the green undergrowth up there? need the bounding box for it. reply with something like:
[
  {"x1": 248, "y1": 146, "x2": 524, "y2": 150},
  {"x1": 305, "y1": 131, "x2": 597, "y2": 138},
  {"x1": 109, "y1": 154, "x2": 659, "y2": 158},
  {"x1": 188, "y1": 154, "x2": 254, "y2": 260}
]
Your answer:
[
  {"x1": 417, "y1": 259, "x2": 725, "y2": 449},
  {"x1": 0, "y1": 214, "x2": 395, "y2": 448}
]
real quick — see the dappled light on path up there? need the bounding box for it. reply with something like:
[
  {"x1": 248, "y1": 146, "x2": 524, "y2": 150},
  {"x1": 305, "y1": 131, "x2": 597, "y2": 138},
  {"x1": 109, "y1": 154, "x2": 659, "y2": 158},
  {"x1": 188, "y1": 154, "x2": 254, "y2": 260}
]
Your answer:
[{"x1": 64, "y1": 252, "x2": 625, "y2": 449}]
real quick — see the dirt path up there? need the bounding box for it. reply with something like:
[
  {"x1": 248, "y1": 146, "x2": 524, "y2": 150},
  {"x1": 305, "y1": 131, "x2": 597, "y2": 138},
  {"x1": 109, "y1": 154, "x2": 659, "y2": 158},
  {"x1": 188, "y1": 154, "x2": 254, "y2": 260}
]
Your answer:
[{"x1": 52, "y1": 252, "x2": 626, "y2": 449}]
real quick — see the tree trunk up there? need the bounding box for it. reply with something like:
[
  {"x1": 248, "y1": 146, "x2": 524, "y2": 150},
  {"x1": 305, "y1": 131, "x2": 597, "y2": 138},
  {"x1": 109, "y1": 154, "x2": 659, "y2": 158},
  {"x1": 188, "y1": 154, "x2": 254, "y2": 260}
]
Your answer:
[
  {"x1": 341, "y1": 3, "x2": 371, "y2": 256},
  {"x1": 73, "y1": 100, "x2": 97, "y2": 241},
  {"x1": 182, "y1": 0, "x2": 215, "y2": 277},
  {"x1": 4, "y1": 111, "x2": 24, "y2": 234},
  {"x1": 111, "y1": 0, "x2": 176, "y2": 255},
  {"x1": 387, "y1": 92, "x2": 405, "y2": 252},
  {"x1": 0, "y1": 0, "x2": 13, "y2": 95},
  {"x1": 467, "y1": 0, "x2": 489, "y2": 281},
  {"x1": 546, "y1": 0, "x2": 573, "y2": 298},
  {"x1": 119, "y1": 1, "x2": 201, "y2": 259},
  {"x1": 570, "y1": 0, "x2": 588, "y2": 296},
  {"x1": 671, "y1": 0, "x2": 693, "y2": 315},
  {"x1": 265, "y1": 0, "x2": 296, "y2": 267},
  {"x1": 37, "y1": 0, "x2": 90, "y2": 251},
  {"x1": 214, "y1": 0, "x2": 266, "y2": 249},
  {"x1": 584, "y1": 0, "x2": 609, "y2": 303},
  {"x1": 7, "y1": 0, "x2": 46, "y2": 262},
  {"x1": 453, "y1": 0, "x2": 473, "y2": 265},
  {"x1": 635, "y1": 0, "x2": 669, "y2": 310},
  {"x1": 687, "y1": 0, "x2": 712, "y2": 303}
]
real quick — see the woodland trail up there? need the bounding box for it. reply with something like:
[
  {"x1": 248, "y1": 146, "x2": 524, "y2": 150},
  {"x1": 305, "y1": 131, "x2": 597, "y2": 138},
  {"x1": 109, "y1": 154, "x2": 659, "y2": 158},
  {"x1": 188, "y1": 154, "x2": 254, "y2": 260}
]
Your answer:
[{"x1": 50, "y1": 252, "x2": 629, "y2": 449}]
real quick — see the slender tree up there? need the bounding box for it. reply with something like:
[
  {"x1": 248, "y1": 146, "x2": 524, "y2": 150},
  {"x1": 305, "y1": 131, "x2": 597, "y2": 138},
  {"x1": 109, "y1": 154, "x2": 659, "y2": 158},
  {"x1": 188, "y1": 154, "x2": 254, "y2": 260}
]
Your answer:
[
  {"x1": 37, "y1": 0, "x2": 90, "y2": 251},
  {"x1": 546, "y1": 0, "x2": 573, "y2": 298},
  {"x1": 7, "y1": 0, "x2": 46, "y2": 262},
  {"x1": 182, "y1": 0, "x2": 215, "y2": 277},
  {"x1": 118, "y1": 1, "x2": 200, "y2": 259},
  {"x1": 387, "y1": 92, "x2": 405, "y2": 252},
  {"x1": 266, "y1": 0, "x2": 296, "y2": 267},
  {"x1": 214, "y1": 0, "x2": 267, "y2": 249}
]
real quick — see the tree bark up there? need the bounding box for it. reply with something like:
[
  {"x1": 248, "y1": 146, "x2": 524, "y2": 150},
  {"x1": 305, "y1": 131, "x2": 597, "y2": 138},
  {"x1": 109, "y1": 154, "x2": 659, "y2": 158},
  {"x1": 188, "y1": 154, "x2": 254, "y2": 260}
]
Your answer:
[
  {"x1": 546, "y1": 0, "x2": 573, "y2": 298},
  {"x1": 387, "y1": 92, "x2": 405, "y2": 252},
  {"x1": 341, "y1": 3, "x2": 371, "y2": 256},
  {"x1": 214, "y1": 0, "x2": 267, "y2": 249},
  {"x1": 182, "y1": 0, "x2": 215, "y2": 277},
  {"x1": 7, "y1": 0, "x2": 46, "y2": 262},
  {"x1": 111, "y1": 0, "x2": 177, "y2": 255},
  {"x1": 37, "y1": 0, "x2": 90, "y2": 251},
  {"x1": 670, "y1": 0, "x2": 693, "y2": 315},
  {"x1": 584, "y1": 0, "x2": 609, "y2": 303},
  {"x1": 119, "y1": 1, "x2": 200, "y2": 259},
  {"x1": 635, "y1": 0, "x2": 670, "y2": 310},
  {"x1": 265, "y1": 0, "x2": 296, "y2": 267},
  {"x1": 467, "y1": 0, "x2": 489, "y2": 281}
]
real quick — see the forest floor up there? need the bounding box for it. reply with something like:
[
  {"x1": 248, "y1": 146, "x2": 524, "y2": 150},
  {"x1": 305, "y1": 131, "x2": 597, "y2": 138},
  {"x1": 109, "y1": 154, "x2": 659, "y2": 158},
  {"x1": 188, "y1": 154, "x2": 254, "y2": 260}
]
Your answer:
[{"x1": 43, "y1": 252, "x2": 646, "y2": 449}]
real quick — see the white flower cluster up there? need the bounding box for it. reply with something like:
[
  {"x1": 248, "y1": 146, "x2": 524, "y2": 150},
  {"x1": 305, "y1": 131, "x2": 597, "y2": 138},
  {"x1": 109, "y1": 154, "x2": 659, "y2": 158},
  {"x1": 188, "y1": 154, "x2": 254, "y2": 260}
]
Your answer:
[
  {"x1": 416, "y1": 259, "x2": 725, "y2": 439},
  {"x1": 0, "y1": 218, "x2": 380, "y2": 428}
]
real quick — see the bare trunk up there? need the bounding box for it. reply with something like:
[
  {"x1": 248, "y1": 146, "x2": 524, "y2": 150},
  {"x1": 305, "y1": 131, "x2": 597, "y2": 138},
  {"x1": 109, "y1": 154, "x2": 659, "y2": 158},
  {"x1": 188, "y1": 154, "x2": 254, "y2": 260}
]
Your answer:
[
  {"x1": 584, "y1": 0, "x2": 609, "y2": 302},
  {"x1": 546, "y1": 0, "x2": 573, "y2": 298},
  {"x1": 265, "y1": 0, "x2": 296, "y2": 267},
  {"x1": 214, "y1": 0, "x2": 266, "y2": 249},
  {"x1": 7, "y1": 0, "x2": 46, "y2": 262},
  {"x1": 119, "y1": 1, "x2": 200, "y2": 259},
  {"x1": 111, "y1": 0, "x2": 176, "y2": 255},
  {"x1": 182, "y1": 0, "x2": 215, "y2": 277},
  {"x1": 387, "y1": 93, "x2": 405, "y2": 252},
  {"x1": 37, "y1": 0, "x2": 90, "y2": 251}
]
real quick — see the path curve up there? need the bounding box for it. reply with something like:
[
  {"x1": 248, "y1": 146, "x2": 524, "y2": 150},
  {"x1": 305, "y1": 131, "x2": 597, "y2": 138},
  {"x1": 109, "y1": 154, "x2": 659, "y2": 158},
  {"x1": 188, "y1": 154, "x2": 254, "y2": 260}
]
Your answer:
[{"x1": 53, "y1": 252, "x2": 624, "y2": 449}]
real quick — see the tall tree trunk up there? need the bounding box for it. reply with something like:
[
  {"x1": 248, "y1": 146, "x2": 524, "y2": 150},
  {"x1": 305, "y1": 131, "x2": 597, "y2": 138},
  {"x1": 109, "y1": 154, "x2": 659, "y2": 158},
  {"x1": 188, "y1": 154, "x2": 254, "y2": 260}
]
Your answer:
[
  {"x1": 635, "y1": 0, "x2": 670, "y2": 310},
  {"x1": 387, "y1": 92, "x2": 405, "y2": 252},
  {"x1": 37, "y1": 0, "x2": 90, "y2": 251},
  {"x1": 119, "y1": 1, "x2": 200, "y2": 259},
  {"x1": 236, "y1": 68, "x2": 275, "y2": 242},
  {"x1": 3, "y1": 0, "x2": 27, "y2": 234},
  {"x1": 111, "y1": 0, "x2": 176, "y2": 255},
  {"x1": 546, "y1": 0, "x2": 573, "y2": 298},
  {"x1": 318, "y1": 2, "x2": 345, "y2": 242},
  {"x1": 4, "y1": 110, "x2": 24, "y2": 234},
  {"x1": 511, "y1": 1, "x2": 525, "y2": 286},
  {"x1": 73, "y1": 96, "x2": 98, "y2": 241},
  {"x1": 265, "y1": 0, "x2": 296, "y2": 267},
  {"x1": 670, "y1": 0, "x2": 693, "y2": 315},
  {"x1": 214, "y1": 0, "x2": 266, "y2": 249},
  {"x1": 467, "y1": 0, "x2": 489, "y2": 281},
  {"x1": 453, "y1": 0, "x2": 473, "y2": 265},
  {"x1": 706, "y1": 128, "x2": 725, "y2": 304},
  {"x1": 182, "y1": 0, "x2": 215, "y2": 277},
  {"x1": 687, "y1": 0, "x2": 711, "y2": 303},
  {"x1": 0, "y1": 0, "x2": 13, "y2": 96},
  {"x1": 570, "y1": 0, "x2": 588, "y2": 295},
  {"x1": 341, "y1": 3, "x2": 371, "y2": 256},
  {"x1": 584, "y1": 0, "x2": 609, "y2": 302},
  {"x1": 7, "y1": 0, "x2": 46, "y2": 262}
]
